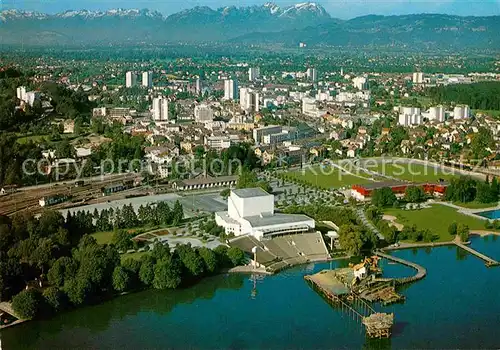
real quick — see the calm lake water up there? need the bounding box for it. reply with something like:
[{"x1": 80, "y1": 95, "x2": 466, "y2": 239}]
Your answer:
[{"x1": 2, "y1": 237, "x2": 500, "y2": 349}]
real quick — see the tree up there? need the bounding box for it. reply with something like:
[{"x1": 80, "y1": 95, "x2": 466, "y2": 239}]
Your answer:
[
  {"x1": 172, "y1": 200, "x2": 184, "y2": 226},
  {"x1": 42, "y1": 286, "x2": 65, "y2": 313},
  {"x1": 448, "y1": 222, "x2": 458, "y2": 236},
  {"x1": 404, "y1": 186, "x2": 426, "y2": 203},
  {"x1": 457, "y1": 224, "x2": 470, "y2": 243},
  {"x1": 139, "y1": 255, "x2": 155, "y2": 286},
  {"x1": 226, "y1": 247, "x2": 245, "y2": 266},
  {"x1": 47, "y1": 256, "x2": 78, "y2": 287},
  {"x1": 153, "y1": 256, "x2": 182, "y2": 289},
  {"x1": 63, "y1": 278, "x2": 91, "y2": 306},
  {"x1": 112, "y1": 266, "x2": 131, "y2": 292},
  {"x1": 338, "y1": 224, "x2": 364, "y2": 256},
  {"x1": 112, "y1": 230, "x2": 133, "y2": 252},
  {"x1": 371, "y1": 187, "x2": 397, "y2": 207},
  {"x1": 198, "y1": 247, "x2": 218, "y2": 274},
  {"x1": 151, "y1": 242, "x2": 170, "y2": 261},
  {"x1": 12, "y1": 289, "x2": 41, "y2": 320},
  {"x1": 176, "y1": 244, "x2": 204, "y2": 277}
]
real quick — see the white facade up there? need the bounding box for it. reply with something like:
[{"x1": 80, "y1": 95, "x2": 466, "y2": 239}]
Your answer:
[
  {"x1": 205, "y1": 135, "x2": 231, "y2": 150},
  {"x1": 453, "y1": 105, "x2": 470, "y2": 119},
  {"x1": 25, "y1": 91, "x2": 40, "y2": 106},
  {"x1": 240, "y1": 88, "x2": 260, "y2": 112},
  {"x1": 215, "y1": 188, "x2": 315, "y2": 240},
  {"x1": 413, "y1": 72, "x2": 424, "y2": 84},
  {"x1": 223, "y1": 79, "x2": 238, "y2": 100},
  {"x1": 253, "y1": 125, "x2": 282, "y2": 144},
  {"x1": 16, "y1": 86, "x2": 27, "y2": 101},
  {"x1": 302, "y1": 98, "x2": 318, "y2": 116},
  {"x1": 248, "y1": 67, "x2": 260, "y2": 81},
  {"x1": 352, "y1": 76, "x2": 368, "y2": 90},
  {"x1": 398, "y1": 106, "x2": 422, "y2": 126},
  {"x1": 142, "y1": 71, "x2": 153, "y2": 88},
  {"x1": 306, "y1": 68, "x2": 317, "y2": 82},
  {"x1": 152, "y1": 97, "x2": 169, "y2": 121},
  {"x1": 426, "y1": 106, "x2": 445, "y2": 122},
  {"x1": 126, "y1": 71, "x2": 137, "y2": 88},
  {"x1": 194, "y1": 104, "x2": 214, "y2": 123}
]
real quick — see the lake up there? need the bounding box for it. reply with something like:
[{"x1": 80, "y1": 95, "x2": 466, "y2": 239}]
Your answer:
[
  {"x1": 475, "y1": 208, "x2": 500, "y2": 219},
  {"x1": 2, "y1": 237, "x2": 500, "y2": 349}
]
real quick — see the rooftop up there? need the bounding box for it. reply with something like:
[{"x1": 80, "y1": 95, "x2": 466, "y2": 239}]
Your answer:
[
  {"x1": 232, "y1": 187, "x2": 270, "y2": 198},
  {"x1": 244, "y1": 213, "x2": 312, "y2": 228}
]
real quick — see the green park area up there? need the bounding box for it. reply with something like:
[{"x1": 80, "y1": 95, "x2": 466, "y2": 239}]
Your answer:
[
  {"x1": 367, "y1": 162, "x2": 458, "y2": 182},
  {"x1": 286, "y1": 165, "x2": 372, "y2": 189},
  {"x1": 384, "y1": 204, "x2": 491, "y2": 242}
]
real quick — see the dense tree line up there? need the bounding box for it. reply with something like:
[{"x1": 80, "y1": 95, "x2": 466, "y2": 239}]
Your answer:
[
  {"x1": 0, "y1": 208, "x2": 245, "y2": 320},
  {"x1": 425, "y1": 82, "x2": 500, "y2": 111},
  {"x1": 445, "y1": 176, "x2": 499, "y2": 204}
]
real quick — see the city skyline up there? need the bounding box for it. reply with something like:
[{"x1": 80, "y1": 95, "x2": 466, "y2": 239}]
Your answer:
[{"x1": 1, "y1": 0, "x2": 499, "y2": 18}]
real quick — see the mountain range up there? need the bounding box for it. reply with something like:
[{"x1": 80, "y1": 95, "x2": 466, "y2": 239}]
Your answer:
[{"x1": 0, "y1": 3, "x2": 498, "y2": 49}]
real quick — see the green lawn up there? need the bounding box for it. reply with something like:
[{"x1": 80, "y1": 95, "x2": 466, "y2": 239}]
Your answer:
[
  {"x1": 120, "y1": 251, "x2": 150, "y2": 262},
  {"x1": 474, "y1": 109, "x2": 500, "y2": 118},
  {"x1": 367, "y1": 162, "x2": 458, "y2": 183},
  {"x1": 286, "y1": 165, "x2": 373, "y2": 189},
  {"x1": 384, "y1": 204, "x2": 491, "y2": 242},
  {"x1": 91, "y1": 230, "x2": 115, "y2": 245},
  {"x1": 17, "y1": 134, "x2": 49, "y2": 144},
  {"x1": 453, "y1": 201, "x2": 499, "y2": 209}
]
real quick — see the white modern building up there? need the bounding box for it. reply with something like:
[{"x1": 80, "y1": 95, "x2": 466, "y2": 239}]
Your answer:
[
  {"x1": 413, "y1": 72, "x2": 424, "y2": 84},
  {"x1": 398, "y1": 106, "x2": 422, "y2": 126},
  {"x1": 306, "y1": 68, "x2": 317, "y2": 82},
  {"x1": 205, "y1": 135, "x2": 231, "y2": 150},
  {"x1": 253, "y1": 125, "x2": 282, "y2": 144},
  {"x1": 453, "y1": 105, "x2": 470, "y2": 119},
  {"x1": 248, "y1": 67, "x2": 260, "y2": 81},
  {"x1": 16, "y1": 86, "x2": 27, "y2": 101},
  {"x1": 215, "y1": 188, "x2": 315, "y2": 240},
  {"x1": 302, "y1": 98, "x2": 318, "y2": 116},
  {"x1": 152, "y1": 97, "x2": 169, "y2": 121},
  {"x1": 426, "y1": 105, "x2": 445, "y2": 122},
  {"x1": 223, "y1": 79, "x2": 239, "y2": 100},
  {"x1": 240, "y1": 87, "x2": 260, "y2": 112},
  {"x1": 126, "y1": 71, "x2": 137, "y2": 88},
  {"x1": 352, "y1": 76, "x2": 368, "y2": 90},
  {"x1": 194, "y1": 104, "x2": 214, "y2": 123},
  {"x1": 142, "y1": 71, "x2": 153, "y2": 88}
]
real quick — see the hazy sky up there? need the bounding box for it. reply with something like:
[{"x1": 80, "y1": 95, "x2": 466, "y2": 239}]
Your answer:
[{"x1": 2, "y1": 0, "x2": 499, "y2": 18}]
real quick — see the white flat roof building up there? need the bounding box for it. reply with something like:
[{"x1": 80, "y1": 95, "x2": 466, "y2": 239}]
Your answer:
[{"x1": 215, "y1": 188, "x2": 315, "y2": 240}]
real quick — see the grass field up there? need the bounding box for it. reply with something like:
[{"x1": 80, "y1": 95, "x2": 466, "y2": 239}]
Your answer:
[
  {"x1": 91, "y1": 230, "x2": 115, "y2": 245},
  {"x1": 453, "y1": 201, "x2": 499, "y2": 209},
  {"x1": 120, "y1": 251, "x2": 149, "y2": 262},
  {"x1": 384, "y1": 204, "x2": 491, "y2": 242},
  {"x1": 286, "y1": 165, "x2": 373, "y2": 189},
  {"x1": 367, "y1": 162, "x2": 458, "y2": 182}
]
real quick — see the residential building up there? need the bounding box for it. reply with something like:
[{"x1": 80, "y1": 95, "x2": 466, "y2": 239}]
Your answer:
[
  {"x1": 152, "y1": 97, "x2": 169, "y2": 121},
  {"x1": 352, "y1": 76, "x2": 368, "y2": 90},
  {"x1": 205, "y1": 135, "x2": 231, "y2": 150},
  {"x1": 194, "y1": 104, "x2": 214, "y2": 123},
  {"x1": 253, "y1": 125, "x2": 282, "y2": 144},
  {"x1": 306, "y1": 68, "x2": 317, "y2": 82},
  {"x1": 142, "y1": 71, "x2": 153, "y2": 88},
  {"x1": 413, "y1": 72, "x2": 424, "y2": 84},
  {"x1": 125, "y1": 71, "x2": 137, "y2": 88},
  {"x1": 240, "y1": 88, "x2": 260, "y2": 112},
  {"x1": 248, "y1": 67, "x2": 261, "y2": 81},
  {"x1": 453, "y1": 105, "x2": 470, "y2": 119},
  {"x1": 224, "y1": 79, "x2": 238, "y2": 100}
]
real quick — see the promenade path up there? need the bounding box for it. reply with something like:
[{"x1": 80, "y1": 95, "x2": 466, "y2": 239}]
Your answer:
[{"x1": 375, "y1": 251, "x2": 427, "y2": 285}]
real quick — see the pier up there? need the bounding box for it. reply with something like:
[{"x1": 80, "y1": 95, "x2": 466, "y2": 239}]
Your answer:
[
  {"x1": 454, "y1": 241, "x2": 500, "y2": 267},
  {"x1": 304, "y1": 270, "x2": 394, "y2": 338},
  {"x1": 374, "y1": 251, "x2": 427, "y2": 285}
]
